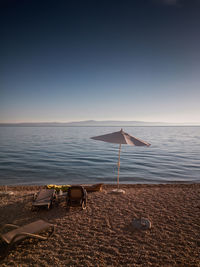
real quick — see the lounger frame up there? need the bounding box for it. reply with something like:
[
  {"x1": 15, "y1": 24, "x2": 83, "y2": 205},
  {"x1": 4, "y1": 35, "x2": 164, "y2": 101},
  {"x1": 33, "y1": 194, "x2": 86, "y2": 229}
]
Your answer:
[
  {"x1": 0, "y1": 220, "x2": 54, "y2": 257},
  {"x1": 32, "y1": 189, "x2": 56, "y2": 210}
]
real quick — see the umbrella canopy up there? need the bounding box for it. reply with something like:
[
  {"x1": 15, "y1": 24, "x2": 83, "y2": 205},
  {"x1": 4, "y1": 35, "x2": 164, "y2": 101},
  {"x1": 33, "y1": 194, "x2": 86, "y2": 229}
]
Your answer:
[
  {"x1": 91, "y1": 129, "x2": 150, "y2": 192},
  {"x1": 91, "y1": 128, "x2": 150, "y2": 146}
]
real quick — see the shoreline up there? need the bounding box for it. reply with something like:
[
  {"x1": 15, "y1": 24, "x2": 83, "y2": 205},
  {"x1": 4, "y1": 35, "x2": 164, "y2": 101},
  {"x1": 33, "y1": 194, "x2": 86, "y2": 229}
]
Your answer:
[
  {"x1": 0, "y1": 181, "x2": 200, "y2": 191},
  {"x1": 1, "y1": 183, "x2": 200, "y2": 266}
]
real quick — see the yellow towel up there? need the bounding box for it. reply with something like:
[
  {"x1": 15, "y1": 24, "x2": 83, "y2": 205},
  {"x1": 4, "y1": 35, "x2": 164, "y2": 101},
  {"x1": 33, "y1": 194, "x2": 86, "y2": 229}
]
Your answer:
[{"x1": 46, "y1": 184, "x2": 71, "y2": 192}]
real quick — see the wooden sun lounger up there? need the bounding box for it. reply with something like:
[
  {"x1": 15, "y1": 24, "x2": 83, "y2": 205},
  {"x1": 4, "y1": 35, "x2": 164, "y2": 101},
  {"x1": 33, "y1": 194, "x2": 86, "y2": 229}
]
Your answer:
[
  {"x1": 32, "y1": 189, "x2": 56, "y2": 210},
  {"x1": 0, "y1": 220, "x2": 54, "y2": 257}
]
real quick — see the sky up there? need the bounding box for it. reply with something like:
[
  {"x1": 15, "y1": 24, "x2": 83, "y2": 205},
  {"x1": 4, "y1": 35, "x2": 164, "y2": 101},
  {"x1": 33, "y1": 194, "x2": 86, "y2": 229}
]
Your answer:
[{"x1": 1, "y1": 0, "x2": 200, "y2": 124}]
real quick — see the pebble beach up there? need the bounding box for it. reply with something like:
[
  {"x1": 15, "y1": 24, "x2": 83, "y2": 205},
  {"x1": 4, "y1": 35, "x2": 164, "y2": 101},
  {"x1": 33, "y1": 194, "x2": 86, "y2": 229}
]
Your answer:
[{"x1": 0, "y1": 184, "x2": 200, "y2": 266}]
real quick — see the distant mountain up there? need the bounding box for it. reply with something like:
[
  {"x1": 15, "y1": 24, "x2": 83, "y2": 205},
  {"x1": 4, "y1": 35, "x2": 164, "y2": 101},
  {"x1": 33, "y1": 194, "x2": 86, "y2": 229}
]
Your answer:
[
  {"x1": 65, "y1": 120, "x2": 168, "y2": 126},
  {"x1": 0, "y1": 120, "x2": 197, "y2": 127}
]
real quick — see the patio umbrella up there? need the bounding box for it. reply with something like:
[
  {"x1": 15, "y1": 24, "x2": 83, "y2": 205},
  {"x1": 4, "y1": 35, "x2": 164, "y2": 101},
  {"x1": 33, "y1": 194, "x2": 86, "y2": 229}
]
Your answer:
[{"x1": 91, "y1": 129, "x2": 150, "y2": 193}]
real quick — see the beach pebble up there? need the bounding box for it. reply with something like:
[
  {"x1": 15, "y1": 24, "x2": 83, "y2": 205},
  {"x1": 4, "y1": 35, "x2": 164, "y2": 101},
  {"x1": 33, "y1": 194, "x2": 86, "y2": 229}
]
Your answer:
[{"x1": 132, "y1": 217, "x2": 151, "y2": 230}]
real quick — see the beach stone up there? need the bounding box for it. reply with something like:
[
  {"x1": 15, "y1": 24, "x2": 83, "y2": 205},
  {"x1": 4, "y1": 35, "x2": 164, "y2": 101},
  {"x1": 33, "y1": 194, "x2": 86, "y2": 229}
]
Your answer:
[{"x1": 132, "y1": 217, "x2": 151, "y2": 230}]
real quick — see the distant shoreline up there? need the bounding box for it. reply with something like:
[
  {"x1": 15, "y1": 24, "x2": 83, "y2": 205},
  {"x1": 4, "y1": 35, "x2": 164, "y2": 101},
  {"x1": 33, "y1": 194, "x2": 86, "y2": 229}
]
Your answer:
[
  {"x1": 1, "y1": 124, "x2": 200, "y2": 127},
  {"x1": 0, "y1": 119, "x2": 200, "y2": 127}
]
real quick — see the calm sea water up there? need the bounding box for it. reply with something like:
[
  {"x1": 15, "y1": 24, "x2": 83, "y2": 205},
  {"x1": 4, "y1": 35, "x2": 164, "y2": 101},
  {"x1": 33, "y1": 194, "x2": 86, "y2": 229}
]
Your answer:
[{"x1": 0, "y1": 126, "x2": 200, "y2": 185}]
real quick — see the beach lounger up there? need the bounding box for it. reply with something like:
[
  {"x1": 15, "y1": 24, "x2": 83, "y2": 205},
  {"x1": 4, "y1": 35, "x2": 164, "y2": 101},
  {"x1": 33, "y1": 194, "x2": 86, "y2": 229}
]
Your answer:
[
  {"x1": 32, "y1": 189, "x2": 56, "y2": 210},
  {"x1": 83, "y1": 183, "x2": 103, "y2": 192},
  {"x1": 0, "y1": 220, "x2": 54, "y2": 257},
  {"x1": 66, "y1": 185, "x2": 87, "y2": 210}
]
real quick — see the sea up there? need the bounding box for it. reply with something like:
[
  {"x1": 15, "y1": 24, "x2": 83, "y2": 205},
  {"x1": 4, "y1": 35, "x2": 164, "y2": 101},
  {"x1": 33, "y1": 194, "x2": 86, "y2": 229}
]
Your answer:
[{"x1": 0, "y1": 126, "x2": 200, "y2": 185}]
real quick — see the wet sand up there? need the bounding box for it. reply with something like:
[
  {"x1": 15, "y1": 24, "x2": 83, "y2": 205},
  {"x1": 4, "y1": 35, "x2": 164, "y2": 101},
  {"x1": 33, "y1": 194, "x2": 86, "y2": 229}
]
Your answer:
[{"x1": 0, "y1": 184, "x2": 200, "y2": 266}]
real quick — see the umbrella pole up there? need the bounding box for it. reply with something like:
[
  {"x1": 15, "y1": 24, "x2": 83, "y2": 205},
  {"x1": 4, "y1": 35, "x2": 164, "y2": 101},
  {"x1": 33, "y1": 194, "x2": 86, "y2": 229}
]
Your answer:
[{"x1": 117, "y1": 144, "x2": 121, "y2": 189}]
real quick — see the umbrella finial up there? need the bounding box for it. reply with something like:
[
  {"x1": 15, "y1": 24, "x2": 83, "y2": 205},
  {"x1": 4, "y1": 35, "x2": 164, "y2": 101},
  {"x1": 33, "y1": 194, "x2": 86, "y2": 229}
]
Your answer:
[{"x1": 120, "y1": 128, "x2": 123, "y2": 132}]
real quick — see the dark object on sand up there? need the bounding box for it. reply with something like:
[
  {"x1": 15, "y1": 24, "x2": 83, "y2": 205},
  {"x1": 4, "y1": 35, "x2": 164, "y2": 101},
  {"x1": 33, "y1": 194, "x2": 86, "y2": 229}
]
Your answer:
[
  {"x1": 32, "y1": 189, "x2": 56, "y2": 210},
  {"x1": 132, "y1": 217, "x2": 151, "y2": 230},
  {"x1": 0, "y1": 220, "x2": 54, "y2": 258},
  {"x1": 66, "y1": 185, "x2": 87, "y2": 210}
]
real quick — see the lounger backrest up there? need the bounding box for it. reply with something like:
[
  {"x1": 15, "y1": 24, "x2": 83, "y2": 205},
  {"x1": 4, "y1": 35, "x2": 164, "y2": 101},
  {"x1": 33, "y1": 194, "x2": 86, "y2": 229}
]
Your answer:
[
  {"x1": 37, "y1": 189, "x2": 55, "y2": 201},
  {"x1": 70, "y1": 188, "x2": 83, "y2": 199}
]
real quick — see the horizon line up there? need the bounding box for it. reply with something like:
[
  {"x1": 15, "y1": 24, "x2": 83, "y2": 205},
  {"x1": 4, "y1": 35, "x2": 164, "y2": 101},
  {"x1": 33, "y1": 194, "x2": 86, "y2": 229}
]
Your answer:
[{"x1": 0, "y1": 120, "x2": 200, "y2": 125}]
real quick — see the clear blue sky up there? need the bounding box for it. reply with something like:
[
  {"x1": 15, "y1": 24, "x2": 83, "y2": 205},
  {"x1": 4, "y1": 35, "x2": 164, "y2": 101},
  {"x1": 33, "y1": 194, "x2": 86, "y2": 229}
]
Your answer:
[{"x1": 1, "y1": 0, "x2": 200, "y2": 123}]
